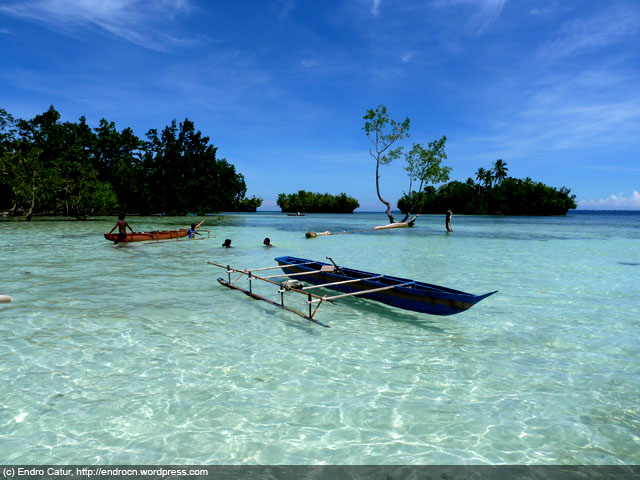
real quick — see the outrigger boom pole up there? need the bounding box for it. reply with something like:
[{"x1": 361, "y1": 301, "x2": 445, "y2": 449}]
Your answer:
[{"x1": 207, "y1": 261, "x2": 333, "y2": 327}]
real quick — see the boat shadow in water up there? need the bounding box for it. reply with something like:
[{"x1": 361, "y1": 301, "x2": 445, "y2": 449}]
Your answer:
[
  {"x1": 330, "y1": 296, "x2": 451, "y2": 334},
  {"x1": 253, "y1": 303, "x2": 327, "y2": 335},
  {"x1": 246, "y1": 292, "x2": 450, "y2": 334}
]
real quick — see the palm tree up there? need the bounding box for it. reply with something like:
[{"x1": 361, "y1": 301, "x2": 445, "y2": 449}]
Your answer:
[
  {"x1": 475, "y1": 168, "x2": 486, "y2": 193},
  {"x1": 476, "y1": 167, "x2": 493, "y2": 189},
  {"x1": 492, "y1": 158, "x2": 508, "y2": 184},
  {"x1": 483, "y1": 170, "x2": 494, "y2": 189}
]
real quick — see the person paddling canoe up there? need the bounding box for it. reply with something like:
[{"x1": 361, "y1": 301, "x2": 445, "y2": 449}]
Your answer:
[{"x1": 187, "y1": 223, "x2": 202, "y2": 238}]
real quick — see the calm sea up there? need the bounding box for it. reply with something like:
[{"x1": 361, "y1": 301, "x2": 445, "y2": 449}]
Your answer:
[{"x1": 0, "y1": 211, "x2": 638, "y2": 464}]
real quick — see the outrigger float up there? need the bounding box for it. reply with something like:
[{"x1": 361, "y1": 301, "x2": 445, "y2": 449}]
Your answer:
[{"x1": 208, "y1": 256, "x2": 497, "y2": 327}]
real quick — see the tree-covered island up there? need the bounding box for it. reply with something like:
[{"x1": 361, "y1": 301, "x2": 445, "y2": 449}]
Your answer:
[
  {"x1": 0, "y1": 106, "x2": 262, "y2": 219},
  {"x1": 277, "y1": 190, "x2": 359, "y2": 213},
  {"x1": 397, "y1": 159, "x2": 577, "y2": 216},
  {"x1": 364, "y1": 105, "x2": 576, "y2": 220}
]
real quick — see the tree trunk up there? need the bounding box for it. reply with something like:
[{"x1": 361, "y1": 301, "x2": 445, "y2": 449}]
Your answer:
[
  {"x1": 400, "y1": 179, "x2": 423, "y2": 224},
  {"x1": 26, "y1": 189, "x2": 35, "y2": 221},
  {"x1": 407, "y1": 213, "x2": 420, "y2": 226},
  {"x1": 376, "y1": 160, "x2": 394, "y2": 223}
]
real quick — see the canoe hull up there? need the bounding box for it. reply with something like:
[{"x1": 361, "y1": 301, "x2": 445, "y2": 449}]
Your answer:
[
  {"x1": 275, "y1": 256, "x2": 497, "y2": 316},
  {"x1": 104, "y1": 230, "x2": 188, "y2": 243}
]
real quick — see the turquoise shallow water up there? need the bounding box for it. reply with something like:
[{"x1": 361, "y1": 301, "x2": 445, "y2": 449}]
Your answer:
[{"x1": 0, "y1": 211, "x2": 638, "y2": 464}]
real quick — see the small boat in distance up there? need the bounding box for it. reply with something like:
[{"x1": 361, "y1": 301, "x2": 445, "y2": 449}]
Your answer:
[
  {"x1": 275, "y1": 256, "x2": 497, "y2": 317},
  {"x1": 286, "y1": 212, "x2": 305, "y2": 216}
]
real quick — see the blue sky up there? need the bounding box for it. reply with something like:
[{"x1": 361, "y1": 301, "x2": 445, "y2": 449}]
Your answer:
[{"x1": 1, "y1": 0, "x2": 639, "y2": 210}]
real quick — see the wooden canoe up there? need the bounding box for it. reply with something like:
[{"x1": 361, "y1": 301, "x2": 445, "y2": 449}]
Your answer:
[
  {"x1": 275, "y1": 256, "x2": 497, "y2": 316},
  {"x1": 104, "y1": 229, "x2": 188, "y2": 243},
  {"x1": 105, "y1": 219, "x2": 205, "y2": 243}
]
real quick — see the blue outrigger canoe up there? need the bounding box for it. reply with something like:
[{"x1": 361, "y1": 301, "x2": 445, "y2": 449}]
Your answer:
[
  {"x1": 208, "y1": 256, "x2": 497, "y2": 327},
  {"x1": 275, "y1": 256, "x2": 497, "y2": 317}
]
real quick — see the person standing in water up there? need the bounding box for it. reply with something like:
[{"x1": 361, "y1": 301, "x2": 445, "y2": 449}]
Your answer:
[
  {"x1": 109, "y1": 213, "x2": 134, "y2": 244},
  {"x1": 445, "y1": 210, "x2": 453, "y2": 232},
  {"x1": 187, "y1": 223, "x2": 202, "y2": 239}
]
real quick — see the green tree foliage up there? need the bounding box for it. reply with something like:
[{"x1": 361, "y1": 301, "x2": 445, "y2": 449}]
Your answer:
[
  {"x1": 3, "y1": 107, "x2": 117, "y2": 219},
  {"x1": 475, "y1": 167, "x2": 493, "y2": 189},
  {"x1": 401, "y1": 136, "x2": 451, "y2": 222},
  {"x1": 277, "y1": 190, "x2": 359, "y2": 213},
  {"x1": 0, "y1": 106, "x2": 260, "y2": 217},
  {"x1": 140, "y1": 119, "x2": 253, "y2": 215},
  {"x1": 398, "y1": 160, "x2": 577, "y2": 216},
  {"x1": 4, "y1": 148, "x2": 54, "y2": 218},
  {"x1": 92, "y1": 119, "x2": 144, "y2": 213},
  {"x1": 492, "y1": 158, "x2": 508, "y2": 184},
  {"x1": 0, "y1": 109, "x2": 17, "y2": 208},
  {"x1": 236, "y1": 196, "x2": 263, "y2": 212}
]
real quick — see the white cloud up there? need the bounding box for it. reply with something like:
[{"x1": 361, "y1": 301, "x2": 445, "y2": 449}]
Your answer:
[
  {"x1": 467, "y1": 0, "x2": 505, "y2": 35},
  {"x1": 401, "y1": 52, "x2": 414, "y2": 63},
  {"x1": 273, "y1": 0, "x2": 295, "y2": 21},
  {"x1": 481, "y1": 68, "x2": 640, "y2": 155},
  {"x1": 371, "y1": 0, "x2": 382, "y2": 17},
  {"x1": 431, "y1": 0, "x2": 506, "y2": 36},
  {"x1": 541, "y1": 5, "x2": 640, "y2": 61},
  {"x1": 0, "y1": 0, "x2": 195, "y2": 51},
  {"x1": 579, "y1": 191, "x2": 640, "y2": 210}
]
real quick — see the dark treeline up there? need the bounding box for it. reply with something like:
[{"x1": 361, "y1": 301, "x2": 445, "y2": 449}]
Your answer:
[
  {"x1": 398, "y1": 166, "x2": 577, "y2": 216},
  {"x1": 277, "y1": 190, "x2": 360, "y2": 213},
  {"x1": 0, "y1": 106, "x2": 262, "y2": 219}
]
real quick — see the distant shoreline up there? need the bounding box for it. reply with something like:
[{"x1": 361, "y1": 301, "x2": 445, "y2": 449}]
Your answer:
[{"x1": 2, "y1": 210, "x2": 638, "y2": 220}]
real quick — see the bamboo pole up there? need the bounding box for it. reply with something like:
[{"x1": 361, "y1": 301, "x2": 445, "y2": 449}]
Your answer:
[
  {"x1": 301, "y1": 275, "x2": 384, "y2": 290},
  {"x1": 310, "y1": 281, "x2": 414, "y2": 303},
  {"x1": 217, "y1": 278, "x2": 330, "y2": 327},
  {"x1": 206, "y1": 261, "x2": 314, "y2": 273},
  {"x1": 259, "y1": 268, "x2": 332, "y2": 279},
  {"x1": 239, "y1": 261, "x2": 315, "y2": 273},
  {"x1": 206, "y1": 262, "x2": 333, "y2": 302}
]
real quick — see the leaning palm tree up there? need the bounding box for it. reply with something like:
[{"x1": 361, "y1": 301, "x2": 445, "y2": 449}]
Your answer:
[{"x1": 492, "y1": 158, "x2": 508, "y2": 184}]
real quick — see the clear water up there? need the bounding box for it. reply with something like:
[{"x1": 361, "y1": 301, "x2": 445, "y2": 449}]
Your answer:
[{"x1": 0, "y1": 211, "x2": 638, "y2": 464}]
